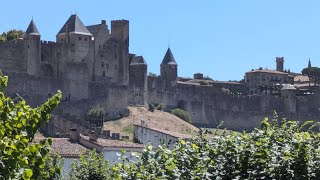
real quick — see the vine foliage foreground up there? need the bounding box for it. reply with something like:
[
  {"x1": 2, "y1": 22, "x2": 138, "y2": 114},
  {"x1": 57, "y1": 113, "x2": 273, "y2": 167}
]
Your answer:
[
  {"x1": 70, "y1": 114, "x2": 320, "y2": 180},
  {"x1": 0, "y1": 72, "x2": 63, "y2": 179}
]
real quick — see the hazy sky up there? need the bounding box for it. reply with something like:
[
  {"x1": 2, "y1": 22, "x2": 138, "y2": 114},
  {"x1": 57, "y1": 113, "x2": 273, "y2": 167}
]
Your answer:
[{"x1": 1, "y1": 1, "x2": 319, "y2": 80}]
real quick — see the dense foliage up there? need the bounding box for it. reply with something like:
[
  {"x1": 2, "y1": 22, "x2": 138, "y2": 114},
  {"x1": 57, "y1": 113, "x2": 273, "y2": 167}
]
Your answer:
[
  {"x1": 69, "y1": 150, "x2": 109, "y2": 180},
  {"x1": 0, "y1": 72, "x2": 63, "y2": 179},
  {"x1": 87, "y1": 105, "x2": 105, "y2": 118},
  {"x1": 171, "y1": 108, "x2": 192, "y2": 123},
  {"x1": 0, "y1": 29, "x2": 24, "y2": 42},
  {"x1": 302, "y1": 67, "x2": 320, "y2": 86},
  {"x1": 148, "y1": 72, "x2": 157, "y2": 77},
  {"x1": 69, "y1": 114, "x2": 320, "y2": 179}
]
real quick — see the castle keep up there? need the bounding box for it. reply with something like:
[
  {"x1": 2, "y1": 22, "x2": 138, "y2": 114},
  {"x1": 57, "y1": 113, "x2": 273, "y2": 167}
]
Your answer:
[{"x1": 1, "y1": 15, "x2": 320, "y2": 135}]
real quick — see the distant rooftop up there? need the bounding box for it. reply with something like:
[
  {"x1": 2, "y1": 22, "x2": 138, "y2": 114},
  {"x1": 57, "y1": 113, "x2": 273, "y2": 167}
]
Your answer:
[
  {"x1": 130, "y1": 56, "x2": 147, "y2": 65},
  {"x1": 34, "y1": 137, "x2": 87, "y2": 158},
  {"x1": 281, "y1": 84, "x2": 296, "y2": 90},
  {"x1": 80, "y1": 134, "x2": 144, "y2": 149},
  {"x1": 246, "y1": 69, "x2": 289, "y2": 75}
]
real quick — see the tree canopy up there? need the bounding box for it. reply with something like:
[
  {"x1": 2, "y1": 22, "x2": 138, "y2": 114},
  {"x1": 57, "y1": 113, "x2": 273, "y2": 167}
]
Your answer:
[
  {"x1": 0, "y1": 72, "x2": 63, "y2": 179},
  {"x1": 302, "y1": 67, "x2": 320, "y2": 86},
  {"x1": 0, "y1": 29, "x2": 24, "y2": 42}
]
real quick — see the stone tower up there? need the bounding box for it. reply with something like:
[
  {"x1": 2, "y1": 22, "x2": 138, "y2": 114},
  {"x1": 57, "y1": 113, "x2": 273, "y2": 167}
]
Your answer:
[
  {"x1": 56, "y1": 15, "x2": 93, "y2": 63},
  {"x1": 111, "y1": 20, "x2": 129, "y2": 85},
  {"x1": 25, "y1": 19, "x2": 41, "y2": 76},
  {"x1": 129, "y1": 55, "x2": 148, "y2": 105},
  {"x1": 160, "y1": 48, "x2": 178, "y2": 81},
  {"x1": 276, "y1": 57, "x2": 284, "y2": 72},
  {"x1": 281, "y1": 84, "x2": 296, "y2": 113}
]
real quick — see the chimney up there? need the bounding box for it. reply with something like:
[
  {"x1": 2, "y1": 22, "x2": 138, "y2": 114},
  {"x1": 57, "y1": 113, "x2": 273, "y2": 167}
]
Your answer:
[
  {"x1": 101, "y1": 20, "x2": 106, "y2": 25},
  {"x1": 70, "y1": 128, "x2": 79, "y2": 142},
  {"x1": 194, "y1": 73, "x2": 203, "y2": 80},
  {"x1": 89, "y1": 130, "x2": 98, "y2": 142}
]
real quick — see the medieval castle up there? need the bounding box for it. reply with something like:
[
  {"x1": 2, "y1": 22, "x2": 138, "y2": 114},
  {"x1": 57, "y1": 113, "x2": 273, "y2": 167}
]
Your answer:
[{"x1": 1, "y1": 15, "x2": 319, "y2": 135}]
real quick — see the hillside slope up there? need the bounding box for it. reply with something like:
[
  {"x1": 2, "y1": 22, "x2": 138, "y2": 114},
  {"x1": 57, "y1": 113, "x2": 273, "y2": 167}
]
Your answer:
[{"x1": 103, "y1": 107, "x2": 199, "y2": 140}]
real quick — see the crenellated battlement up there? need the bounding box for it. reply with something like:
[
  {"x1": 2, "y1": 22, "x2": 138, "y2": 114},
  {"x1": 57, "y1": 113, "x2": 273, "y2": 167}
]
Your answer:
[
  {"x1": 111, "y1": 20, "x2": 129, "y2": 26},
  {"x1": 41, "y1": 40, "x2": 56, "y2": 45}
]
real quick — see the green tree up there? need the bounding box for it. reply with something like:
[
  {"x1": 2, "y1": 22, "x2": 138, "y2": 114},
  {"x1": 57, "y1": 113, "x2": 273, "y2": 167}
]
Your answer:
[
  {"x1": 68, "y1": 150, "x2": 110, "y2": 180},
  {"x1": 0, "y1": 35, "x2": 5, "y2": 42},
  {"x1": 0, "y1": 29, "x2": 24, "y2": 42},
  {"x1": 0, "y1": 72, "x2": 62, "y2": 179},
  {"x1": 148, "y1": 72, "x2": 157, "y2": 77},
  {"x1": 203, "y1": 75, "x2": 213, "y2": 80},
  {"x1": 302, "y1": 67, "x2": 320, "y2": 86}
]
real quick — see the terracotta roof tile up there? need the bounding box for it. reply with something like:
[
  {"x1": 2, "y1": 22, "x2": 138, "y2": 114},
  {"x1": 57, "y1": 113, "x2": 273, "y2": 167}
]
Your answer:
[
  {"x1": 80, "y1": 134, "x2": 144, "y2": 148},
  {"x1": 34, "y1": 137, "x2": 87, "y2": 158}
]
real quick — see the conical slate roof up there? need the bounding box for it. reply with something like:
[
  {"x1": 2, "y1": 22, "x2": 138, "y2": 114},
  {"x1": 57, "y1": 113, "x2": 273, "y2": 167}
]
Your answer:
[
  {"x1": 57, "y1": 14, "x2": 92, "y2": 36},
  {"x1": 308, "y1": 59, "x2": 312, "y2": 68},
  {"x1": 26, "y1": 19, "x2": 40, "y2": 35},
  {"x1": 161, "y1": 48, "x2": 177, "y2": 65}
]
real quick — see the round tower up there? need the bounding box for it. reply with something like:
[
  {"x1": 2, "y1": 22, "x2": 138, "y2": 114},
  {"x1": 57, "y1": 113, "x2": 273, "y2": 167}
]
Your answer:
[
  {"x1": 160, "y1": 48, "x2": 178, "y2": 81},
  {"x1": 25, "y1": 19, "x2": 41, "y2": 76},
  {"x1": 281, "y1": 84, "x2": 296, "y2": 113}
]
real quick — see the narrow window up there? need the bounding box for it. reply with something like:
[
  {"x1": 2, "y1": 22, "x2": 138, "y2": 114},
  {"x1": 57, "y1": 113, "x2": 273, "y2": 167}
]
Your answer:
[
  {"x1": 101, "y1": 62, "x2": 104, "y2": 67},
  {"x1": 79, "y1": 37, "x2": 82, "y2": 40},
  {"x1": 85, "y1": 38, "x2": 87, "y2": 41},
  {"x1": 103, "y1": 71, "x2": 105, "y2": 77}
]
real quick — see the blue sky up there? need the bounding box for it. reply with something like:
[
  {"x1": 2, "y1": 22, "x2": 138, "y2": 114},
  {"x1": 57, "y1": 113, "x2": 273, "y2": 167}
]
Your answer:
[{"x1": 1, "y1": 1, "x2": 319, "y2": 80}]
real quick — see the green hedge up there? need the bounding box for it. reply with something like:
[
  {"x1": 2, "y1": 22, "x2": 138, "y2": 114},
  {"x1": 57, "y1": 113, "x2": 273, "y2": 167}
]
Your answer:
[
  {"x1": 69, "y1": 115, "x2": 320, "y2": 179},
  {"x1": 171, "y1": 108, "x2": 192, "y2": 123}
]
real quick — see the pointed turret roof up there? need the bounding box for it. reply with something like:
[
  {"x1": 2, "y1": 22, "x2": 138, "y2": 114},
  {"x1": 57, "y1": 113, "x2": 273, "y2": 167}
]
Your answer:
[
  {"x1": 57, "y1": 14, "x2": 92, "y2": 36},
  {"x1": 161, "y1": 48, "x2": 177, "y2": 65},
  {"x1": 308, "y1": 58, "x2": 312, "y2": 68},
  {"x1": 26, "y1": 19, "x2": 40, "y2": 35}
]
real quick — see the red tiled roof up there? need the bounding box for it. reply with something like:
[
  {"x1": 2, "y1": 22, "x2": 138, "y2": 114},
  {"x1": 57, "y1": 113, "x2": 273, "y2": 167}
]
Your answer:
[
  {"x1": 51, "y1": 138, "x2": 87, "y2": 157},
  {"x1": 34, "y1": 137, "x2": 87, "y2": 158},
  {"x1": 80, "y1": 134, "x2": 144, "y2": 149}
]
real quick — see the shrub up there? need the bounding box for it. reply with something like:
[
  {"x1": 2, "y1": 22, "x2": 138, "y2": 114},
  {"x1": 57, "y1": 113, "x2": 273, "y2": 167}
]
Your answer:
[
  {"x1": 156, "y1": 103, "x2": 166, "y2": 111},
  {"x1": 171, "y1": 108, "x2": 192, "y2": 123},
  {"x1": 221, "y1": 87, "x2": 230, "y2": 94},
  {"x1": 87, "y1": 105, "x2": 105, "y2": 118},
  {"x1": 199, "y1": 80, "x2": 209, "y2": 85},
  {"x1": 69, "y1": 150, "x2": 109, "y2": 180}
]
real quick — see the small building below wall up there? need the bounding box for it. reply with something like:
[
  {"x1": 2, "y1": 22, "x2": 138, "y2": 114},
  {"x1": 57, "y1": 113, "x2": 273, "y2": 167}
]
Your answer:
[{"x1": 133, "y1": 124, "x2": 191, "y2": 149}]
